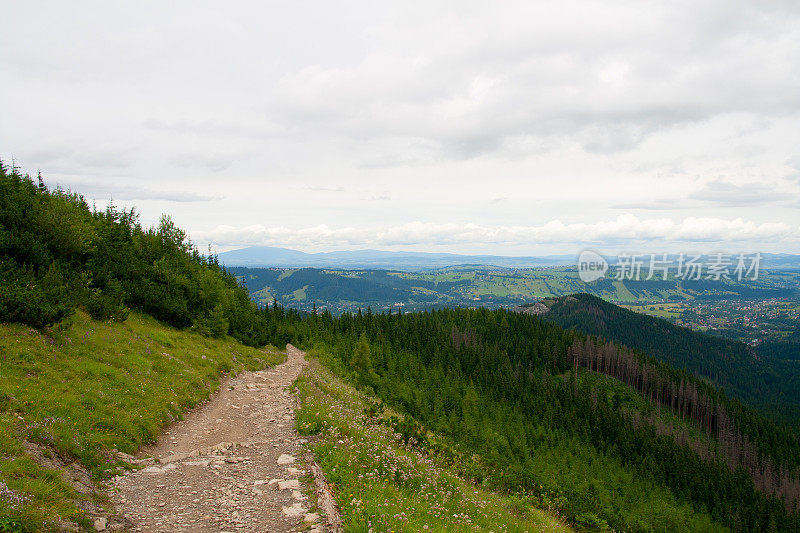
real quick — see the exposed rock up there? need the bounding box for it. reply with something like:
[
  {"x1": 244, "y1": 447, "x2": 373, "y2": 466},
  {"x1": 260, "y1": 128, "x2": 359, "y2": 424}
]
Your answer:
[
  {"x1": 276, "y1": 453, "x2": 295, "y2": 465},
  {"x1": 278, "y1": 479, "x2": 301, "y2": 490},
  {"x1": 281, "y1": 502, "x2": 307, "y2": 517},
  {"x1": 513, "y1": 301, "x2": 550, "y2": 316},
  {"x1": 311, "y1": 459, "x2": 343, "y2": 533}
]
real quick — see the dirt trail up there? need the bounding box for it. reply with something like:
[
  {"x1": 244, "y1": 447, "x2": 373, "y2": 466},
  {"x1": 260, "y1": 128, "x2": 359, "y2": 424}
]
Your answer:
[{"x1": 110, "y1": 345, "x2": 321, "y2": 532}]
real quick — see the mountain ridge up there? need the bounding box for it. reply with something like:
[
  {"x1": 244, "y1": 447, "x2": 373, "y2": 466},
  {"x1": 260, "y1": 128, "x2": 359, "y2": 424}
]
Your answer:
[
  {"x1": 218, "y1": 245, "x2": 578, "y2": 270},
  {"x1": 218, "y1": 245, "x2": 800, "y2": 271},
  {"x1": 534, "y1": 293, "x2": 800, "y2": 429}
]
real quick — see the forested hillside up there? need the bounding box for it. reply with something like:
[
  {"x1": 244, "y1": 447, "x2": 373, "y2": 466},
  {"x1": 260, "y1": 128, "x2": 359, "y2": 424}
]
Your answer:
[
  {"x1": 0, "y1": 163, "x2": 272, "y2": 346},
  {"x1": 538, "y1": 294, "x2": 800, "y2": 429},
  {"x1": 256, "y1": 304, "x2": 800, "y2": 531}
]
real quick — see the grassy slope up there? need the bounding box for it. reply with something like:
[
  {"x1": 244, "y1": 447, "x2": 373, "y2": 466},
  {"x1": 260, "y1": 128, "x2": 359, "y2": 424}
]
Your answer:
[
  {"x1": 294, "y1": 359, "x2": 573, "y2": 533},
  {"x1": 296, "y1": 352, "x2": 726, "y2": 532},
  {"x1": 0, "y1": 310, "x2": 284, "y2": 531}
]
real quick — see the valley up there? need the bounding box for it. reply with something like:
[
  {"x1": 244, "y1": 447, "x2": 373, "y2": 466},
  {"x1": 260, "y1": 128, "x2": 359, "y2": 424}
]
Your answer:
[
  {"x1": 233, "y1": 264, "x2": 800, "y2": 314},
  {"x1": 5, "y1": 2, "x2": 800, "y2": 530},
  {"x1": 3, "y1": 166, "x2": 800, "y2": 532}
]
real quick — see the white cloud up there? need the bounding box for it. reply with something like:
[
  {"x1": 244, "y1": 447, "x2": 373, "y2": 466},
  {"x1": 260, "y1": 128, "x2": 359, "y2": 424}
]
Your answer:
[
  {"x1": 199, "y1": 215, "x2": 799, "y2": 251},
  {"x1": 688, "y1": 179, "x2": 787, "y2": 206},
  {"x1": 50, "y1": 177, "x2": 223, "y2": 203},
  {"x1": 2, "y1": 1, "x2": 800, "y2": 254}
]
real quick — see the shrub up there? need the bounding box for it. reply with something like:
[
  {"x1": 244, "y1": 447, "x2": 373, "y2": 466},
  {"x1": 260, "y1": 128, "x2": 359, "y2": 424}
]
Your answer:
[
  {"x1": 85, "y1": 280, "x2": 129, "y2": 322},
  {"x1": 192, "y1": 305, "x2": 229, "y2": 338}
]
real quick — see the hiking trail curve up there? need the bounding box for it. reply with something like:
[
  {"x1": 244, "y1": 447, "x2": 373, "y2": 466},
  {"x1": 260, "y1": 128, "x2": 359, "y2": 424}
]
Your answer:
[{"x1": 109, "y1": 345, "x2": 330, "y2": 532}]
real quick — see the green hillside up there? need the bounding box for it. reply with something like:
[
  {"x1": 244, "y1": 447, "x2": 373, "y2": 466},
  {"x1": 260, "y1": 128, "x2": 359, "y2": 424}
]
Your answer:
[
  {"x1": 295, "y1": 360, "x2": 573, "y2": 532},
  {"x1": 0, "y1": 310, "x2": 283, "y2": 531},
  {"x1": 0, "y1": 163, "x2": 288, "y2": 531},
  {"x1": 0, "y1": 163, "x2": 274, "y2": 347},
  {"x1": 270, "y1": 306, "x2": 800, "y2": 531},
  {"x1": 232, "y1": 265, "x2": 799, "y2": 314},
  {"x1": 537, "y1": 294, "x2": 800, "y2": 429}
]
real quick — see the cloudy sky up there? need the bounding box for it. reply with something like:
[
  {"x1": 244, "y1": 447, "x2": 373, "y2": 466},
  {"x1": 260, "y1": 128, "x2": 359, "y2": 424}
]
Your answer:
[{"x1": 2, "y1": 1, "x2": 799, "y2": 255}]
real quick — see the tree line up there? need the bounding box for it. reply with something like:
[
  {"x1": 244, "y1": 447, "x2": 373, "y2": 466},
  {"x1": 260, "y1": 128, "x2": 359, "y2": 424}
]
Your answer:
[
  {"x1": 260, "y1": 304, "x2": 800, "y2": 531},
  {"x1": 566, "y1": 336, "x2": 800, "y2": 511},
  {"x1": 0, "y1": 162, "x2": 271, "y2": 346}
]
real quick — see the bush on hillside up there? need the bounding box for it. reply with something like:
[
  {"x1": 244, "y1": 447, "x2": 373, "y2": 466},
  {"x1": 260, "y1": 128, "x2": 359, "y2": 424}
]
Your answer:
[{"x1": 0, "y1": 161, "x2": 273, "y2": 346}]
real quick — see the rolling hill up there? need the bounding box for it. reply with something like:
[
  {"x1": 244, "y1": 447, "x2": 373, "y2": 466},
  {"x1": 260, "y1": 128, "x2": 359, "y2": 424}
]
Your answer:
[
  {"x1": 529, "y1": 294, "x2": 800, "y2": 429},
  {"x1": 232, "y1": 265, "x2": 800, "y2": 314}
]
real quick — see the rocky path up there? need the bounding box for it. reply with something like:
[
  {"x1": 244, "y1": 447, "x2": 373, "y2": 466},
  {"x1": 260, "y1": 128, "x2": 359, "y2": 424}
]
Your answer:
[{"x1": 110, "y1": 345, "x2": 322, "y2": 532}]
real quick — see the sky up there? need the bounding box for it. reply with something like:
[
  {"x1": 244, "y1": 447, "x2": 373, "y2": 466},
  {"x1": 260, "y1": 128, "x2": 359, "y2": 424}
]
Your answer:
[{"x1": 2, "y1": 1, "x2": 799, "y2": 256}]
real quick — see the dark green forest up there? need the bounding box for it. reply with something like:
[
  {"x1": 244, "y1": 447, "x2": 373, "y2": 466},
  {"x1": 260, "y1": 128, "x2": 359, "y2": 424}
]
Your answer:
[
  {"x1": 3, "y1": 164, "x2": 800, "y2": 531},
  {"x1": 540, "y1": 294, "x2": 800, "y2": 429},
  {"x1": 0, "y1": 162, "x2": 274, "y2": 347},
  {"x1": 260, "y1": 304, "x2": 800, "y2": 531}
]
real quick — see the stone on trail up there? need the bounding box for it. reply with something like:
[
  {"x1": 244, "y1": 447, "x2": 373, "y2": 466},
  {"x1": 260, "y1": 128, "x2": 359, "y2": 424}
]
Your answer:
[
  {"x1": 278, "y1": 479, "x2": 301, "y2": 490},
  {"x1": 281, "y1": 502, "x2": 307, "y2": 517},
  {"x1": 276, "y1": 453, "x2": 295, "y2": 465}
]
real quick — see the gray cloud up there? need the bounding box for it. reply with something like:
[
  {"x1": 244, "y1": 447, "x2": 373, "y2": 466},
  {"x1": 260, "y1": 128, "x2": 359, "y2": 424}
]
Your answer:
[
  {"x1": 142, "y1": 118, "x2": 282, "y2": 140},
  {"x1": 304, "y1": 186, "x2": 346, "y2": 193},
  {"x1": 786, "y1": 156, "x2": 800, "y2": 181},
  {"x1": 52, "y1": 178, "x2": 222, "y2": 203},
  {"x1": 1, "y1": 1, "x2": 799, "y2": 253},
  {"x1": 168, "y1": 152, "x2": 241, "y2": 173},
  {"x1": 688, "y1": 179, "x2": 788, "y2": 207},
  {"x1": 362, "y1": 194, "x2": 391, "y2": 201},
  {"x1": 18, "y1": 146, "x2": 132, "y2": 172},
  {"x1": 259, "y1": 1, "x2": 800, "y2": 159},
  {"x1": 611, "y1": 199, "x2": 689, "y2": 211}
]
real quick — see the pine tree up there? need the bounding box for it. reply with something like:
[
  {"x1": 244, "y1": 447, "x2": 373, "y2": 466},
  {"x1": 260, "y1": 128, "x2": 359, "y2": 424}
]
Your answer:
[{"x1": 351, "y1": 332, "x2": 376, "y2": 386}]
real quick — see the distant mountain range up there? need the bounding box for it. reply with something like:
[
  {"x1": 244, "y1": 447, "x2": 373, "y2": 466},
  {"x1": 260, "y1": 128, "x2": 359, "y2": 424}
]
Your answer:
[
  {"x1": 217, "y1": 246, "x2": 575, "y2": 270},
  {"x1": 217, "y1": 246, "x2": 800, "y2": 271}
]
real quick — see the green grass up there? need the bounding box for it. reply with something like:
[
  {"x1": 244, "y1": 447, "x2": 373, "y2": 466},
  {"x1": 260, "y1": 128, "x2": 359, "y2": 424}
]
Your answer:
[
  {"x1": 277, "y1": 269, "x2": 297, "y2": 281},
  {"x1": 0, "y1": 310, "x2": 284, "y2": 531},
  {"x1": 621, "y1": 303, "x2": 685, "y2": 320},
  {"x1": 294, "y1": 360, "x2": 573, "y2": 533},
  {"x1": 252, "y1": 287, "x2": 275, "y2": 305},
  {"x1": 292, "y1": 285, "x2": 308, "y2": 301}
]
